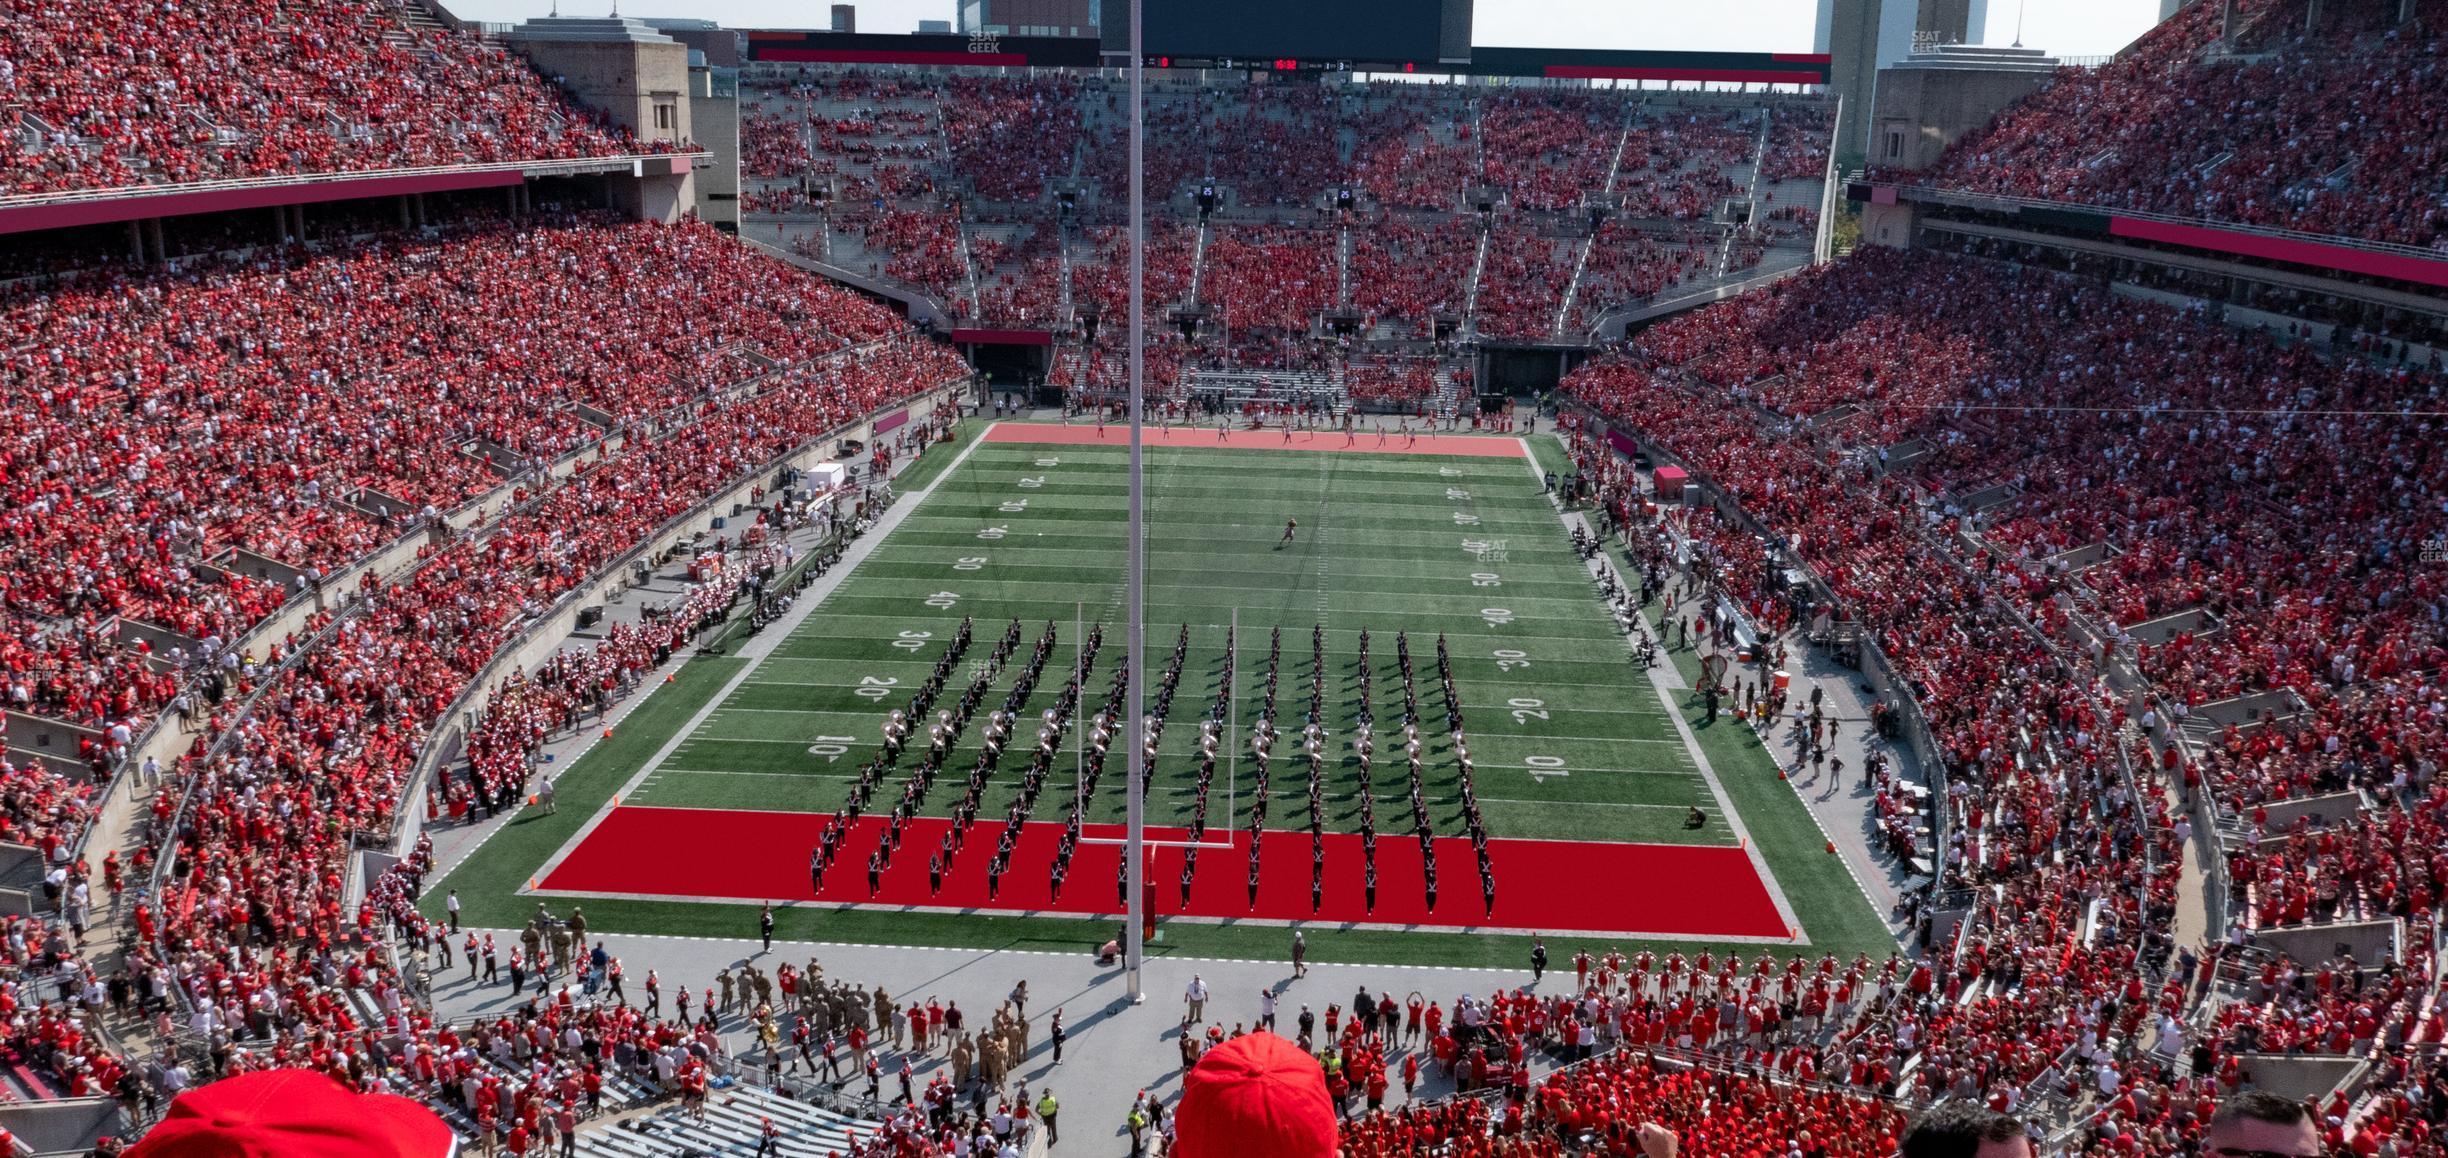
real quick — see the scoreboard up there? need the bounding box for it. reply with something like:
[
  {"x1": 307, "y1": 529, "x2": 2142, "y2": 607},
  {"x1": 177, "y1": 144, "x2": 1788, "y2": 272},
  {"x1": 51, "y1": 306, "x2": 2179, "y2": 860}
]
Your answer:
[{"x1": 1115, "y1": 0, "x2": 1454, "y2": 71}]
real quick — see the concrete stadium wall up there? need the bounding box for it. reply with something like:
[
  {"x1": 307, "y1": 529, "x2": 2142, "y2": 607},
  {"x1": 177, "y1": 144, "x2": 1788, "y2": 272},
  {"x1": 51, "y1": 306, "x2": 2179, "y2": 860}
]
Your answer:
[
  {"x1": 2227, "y1": 1054, "x2": 2364, "y2": 1104},
  {"x1": 0, "y1": 1096, "x2": 126, "y2": 1157},
  {"x1": 2254, "y1": 919, "x2": 2399, "y2": 970},
  {"x1": 76, "y1": 433, "x2": 632, "y2": 877},
  {"x1": 383, "y1": 380, "x2": 968, "y2": 864}
]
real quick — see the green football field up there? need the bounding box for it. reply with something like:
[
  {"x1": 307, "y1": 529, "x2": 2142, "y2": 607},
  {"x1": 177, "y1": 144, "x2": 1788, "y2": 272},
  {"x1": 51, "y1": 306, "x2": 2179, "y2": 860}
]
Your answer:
[{"x1": 431, "y1": 424, "x2": 1895, "y2": 968}]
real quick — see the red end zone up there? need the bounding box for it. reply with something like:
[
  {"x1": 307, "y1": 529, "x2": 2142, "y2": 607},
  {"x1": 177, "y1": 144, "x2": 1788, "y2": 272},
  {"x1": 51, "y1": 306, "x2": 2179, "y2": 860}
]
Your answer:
[
  {"x1": 982, "y1": 424, "x2": 1527, "y2": 457},
  {"x1": 540, "y1": 807, "x2": 1790, "y2": 939}
]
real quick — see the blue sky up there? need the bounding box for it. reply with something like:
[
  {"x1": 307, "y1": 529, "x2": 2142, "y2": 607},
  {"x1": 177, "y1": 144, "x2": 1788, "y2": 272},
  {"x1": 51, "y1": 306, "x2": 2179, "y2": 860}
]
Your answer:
[{"x1": 453, "y1": 0, "x2": 2161, "y2": 57}]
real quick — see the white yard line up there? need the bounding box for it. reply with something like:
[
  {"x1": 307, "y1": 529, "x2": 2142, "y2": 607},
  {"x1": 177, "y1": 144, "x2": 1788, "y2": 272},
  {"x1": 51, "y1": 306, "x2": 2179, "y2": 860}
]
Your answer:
[
  {"x1": 518, "y1": 431, "x2": 1000, "y2": 894},
  {"x1": 1526, "y1": 450, "x2": 1809, "y2": 944}
]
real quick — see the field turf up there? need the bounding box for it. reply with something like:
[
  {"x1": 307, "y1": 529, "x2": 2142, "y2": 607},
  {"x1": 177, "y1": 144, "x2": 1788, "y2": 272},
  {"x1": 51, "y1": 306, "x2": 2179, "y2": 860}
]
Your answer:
[{"x1": 429, "y1": 424, "x2": 1894, "y2": 968}]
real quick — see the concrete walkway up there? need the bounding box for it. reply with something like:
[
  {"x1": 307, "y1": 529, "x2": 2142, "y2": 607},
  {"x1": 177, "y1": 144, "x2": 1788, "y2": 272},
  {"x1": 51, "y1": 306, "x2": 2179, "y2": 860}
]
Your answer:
[
  {"x1": 432, "y1": 924, "x2": 1560, "y2": 1156},
  {"x1": 427, "y1": 426, "x2": 990, "y2": 886},
  {"x1": 1566, "y1": 504, "x2": 1925, "y2": 936},
  {"x1": 424, "y1": 419, "x2": 1576, "y2": 1146},
  {"x1": 417, "y1": 422, "x2": 1687, "y2": 1152}
]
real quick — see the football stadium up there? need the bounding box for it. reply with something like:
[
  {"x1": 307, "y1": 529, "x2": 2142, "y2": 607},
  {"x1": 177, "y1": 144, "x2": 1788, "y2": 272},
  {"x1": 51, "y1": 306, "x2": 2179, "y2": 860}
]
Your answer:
[{"x1": 1, "y1": 0, "x2": 2441, "y2": 1154}]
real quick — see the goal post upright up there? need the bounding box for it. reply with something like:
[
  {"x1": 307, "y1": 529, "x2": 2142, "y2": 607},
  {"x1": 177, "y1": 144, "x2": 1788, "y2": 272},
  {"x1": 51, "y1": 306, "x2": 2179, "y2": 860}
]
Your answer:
[{"x1": 1123, "y1": 0, "x2": 1148, "y2": 1006}]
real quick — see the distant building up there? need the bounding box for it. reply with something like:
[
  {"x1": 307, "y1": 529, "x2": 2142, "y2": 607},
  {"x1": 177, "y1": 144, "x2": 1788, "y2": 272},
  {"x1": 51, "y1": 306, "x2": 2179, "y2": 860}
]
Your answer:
[
  {"x1": 642, "y1": 17, "x2": 742, "y2": 66},
  {"x1": 957, "y1": 0, "x2": 1095, "y2": 39},
  {"x1": 917, "y1": 18, "x2": 952, "y2": 31},
  {"x1": 830, "y1": 4, "x2": 855, "y2": 32},
  {"x1": 1868, "y1": 43, "x2": 2057, "y2": 172},
  {"x1": 504, "y1": 17, "x2": 701, "y2": 222},
  {"x1": 1816, "y1": 0, "x2": 1987, "y2": 160}
]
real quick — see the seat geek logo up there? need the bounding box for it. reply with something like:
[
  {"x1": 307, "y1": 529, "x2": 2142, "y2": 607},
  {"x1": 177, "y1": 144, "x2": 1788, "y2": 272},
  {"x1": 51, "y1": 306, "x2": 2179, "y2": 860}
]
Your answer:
[{"x1": 968, "y1": 32, "x2": 1001, "y2": 54}]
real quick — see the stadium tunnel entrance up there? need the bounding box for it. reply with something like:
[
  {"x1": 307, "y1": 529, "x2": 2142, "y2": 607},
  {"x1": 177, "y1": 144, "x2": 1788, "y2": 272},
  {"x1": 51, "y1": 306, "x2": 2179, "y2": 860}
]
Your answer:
[{"x1": 1477, "y1": 343, "x2": 1598, "y2": 398}]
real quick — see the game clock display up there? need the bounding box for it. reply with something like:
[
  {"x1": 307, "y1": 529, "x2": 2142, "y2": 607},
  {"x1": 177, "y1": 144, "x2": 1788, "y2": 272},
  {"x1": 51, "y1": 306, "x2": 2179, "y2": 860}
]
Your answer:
[{"x1": 1133, "y1": 0, "x2": 1444, "y2": 71}]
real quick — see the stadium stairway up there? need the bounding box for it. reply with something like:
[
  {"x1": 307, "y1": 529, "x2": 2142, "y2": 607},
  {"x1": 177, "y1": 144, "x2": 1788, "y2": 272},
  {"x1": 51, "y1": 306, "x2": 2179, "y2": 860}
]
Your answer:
[
  {"x1": 1461, "y1": 228, "x2": 1491, "y2": 339},
  {"x1": 1, "y1": 1061, "x2": 63, "y2": 1102},
  {"x1": 580, "y1": 1084, "x2": 873, "y2": 1156},
  {"x1": 425, "y1": 1046, "x2": 668, "y2": 1140},
  {"x1": 1336, "y1": 225, "x2": 1353, "y2": 309},
  {"x1": 1184, "y1": 368, "x2": 1344, "y2": 417},
  {"x1": 1187, "y1": 220, "x2": 1209, "y2": 303}
]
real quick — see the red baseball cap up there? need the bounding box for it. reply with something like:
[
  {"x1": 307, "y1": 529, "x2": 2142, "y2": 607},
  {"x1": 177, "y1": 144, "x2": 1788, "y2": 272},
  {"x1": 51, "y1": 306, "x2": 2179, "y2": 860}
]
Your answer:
[
  {"x1": 130, "y1": 1070, "x2": 457, "y2": 1158},
  {"x1": 1173, "y1": 1032, "x2": 1337, "y2": 1158}
]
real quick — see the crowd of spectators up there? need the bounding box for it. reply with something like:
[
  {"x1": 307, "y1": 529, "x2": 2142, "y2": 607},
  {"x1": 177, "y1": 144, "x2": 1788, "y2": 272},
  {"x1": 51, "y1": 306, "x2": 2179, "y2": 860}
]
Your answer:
[
  {"x1": 133, "y1": 327, "x2": 963, "y2": 1120},
  {"x1": 1352, "y1": 111, "x2": 1474, "y2": 212},
  {"x1": 1562, "y1": 280, "x2": 2182, "y2": 1131},
  {"x1": 0, "y1": 209, "x2": 968, "y2": 1145},
  {"x1": 1609, "y1": 113, "x2": 1753, "y2": 221},
  {"x1": 737, "y1": 69, "x2": 1833, "y2": 348},
  {"x1": 1049, "y1": 333, "x2": 1191, "y2": 400},
  {"x1": 1475, "y1": 93, "x2": 1622, "y2": 212},
  {"x1": 0, "y1": 900, "x2": 126, "y2": 1108},
  {"x1": 1760, "y1": 104, "x2": 1836, "y2": 184},
  {"x1": 1081, "y1": 85, "x2": 1353, "y2": 208},
  {"x1": 0, "y1": 214, "x2": 907, "y2": 743},
  {"x1": 1071, "y1": 221, "x2": 1196, "y2": 324},
  {"x1": 2207, "y1": 932, "x2": 2441, "y2": 1056},
  {"x1": 451, "y1": 539, "x2": 793, "y2": 824},
  {"x1": 1566, "y1": 223, "x2": 1719, "y2": 334},
  {"x1": 145, "y1": 331, "x2": 961, "y2": 937},
  {"x1": 1555, "y1": 242, "x2": 2448, "y2": 1151},
  {"x1": 1201, "y1": 225, "x2": 1339, "y2": 334},
  {"x1": 847, "y1": 206, "x2": 969, "y2": 305},
  {"x1": 2353, "y1": 1041, "x2": 2448, "y2": 1156},
  {"x1": 941, "y1": 76, "x2": 1085, "y2": 203},
  {"x1": 1343, "y1": 358, "x2": 1443, "y2": 408},
  {"x1": 0, "y1": 0, "x2": 667, "y2": 197},
  {"x1": 1351, "y1": 216, "x2": 1476, "y2": 336},
  {"x1": 1627, "y1": 248, "x2": 2447, "y2": 926},
  {"x1": 18, "y1": 47, "x2": 2437, "y2": 1157},
  {"x1": 1074, "y1": 91, "x2": 1204, "y2": 212},
  {"x1": 740, "y1": 111, "x2": 815, "y2": 183},
  {"x1": 144, "y1": 832, "x2": 735, "y2": 1149},
  {"x1": 1340, "y1": 1030, "x2": 1906, "y2": 1157},
  {"x1": 1475, "y1": 225, "x2": 1579, "y2": 340},
  {"x1": 1898, "y1": 0, "x2": 2448, "y2": 250},
  {"x1": 971, "y1": 223, "x2": 1067, "y2": 329}
]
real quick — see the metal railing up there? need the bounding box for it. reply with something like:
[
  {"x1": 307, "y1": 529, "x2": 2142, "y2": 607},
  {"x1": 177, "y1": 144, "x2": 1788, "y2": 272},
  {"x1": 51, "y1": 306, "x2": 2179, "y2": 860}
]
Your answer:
[
  {"x1": 141, "y1": 595, "x2": 364, "y2": 905},
  {"x1": 380, "y1": 378, "x2": 967, "y2": 864},
  {"x1": 0, "y1": 150, "x2": 709, "y2": 212},
  {"x1": 138, "y1": 369, "x2": 963, "y2": 981},
  {"x1": 78, "y1": 340, "x2": 834, "y2": 880},
  {"x1": 1571, "y1": 400, "x2": 1958, "y2": 911},
  {"x1": 1392, "y1": 1041, "x2": 1938, "y2": 1135},
  {"x1": 1814, "y1": 95, "x2": 1842, "y2": 265},
  {"x1": 1872, "y1": 183, "x2": 2448, "y2": 267}
]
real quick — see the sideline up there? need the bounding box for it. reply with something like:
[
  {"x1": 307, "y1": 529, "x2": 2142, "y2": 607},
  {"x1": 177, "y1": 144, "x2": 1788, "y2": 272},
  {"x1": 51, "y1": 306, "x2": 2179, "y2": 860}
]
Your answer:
[{"x1": 518, "y1": 431, "x2": 1001, "y2": 894}]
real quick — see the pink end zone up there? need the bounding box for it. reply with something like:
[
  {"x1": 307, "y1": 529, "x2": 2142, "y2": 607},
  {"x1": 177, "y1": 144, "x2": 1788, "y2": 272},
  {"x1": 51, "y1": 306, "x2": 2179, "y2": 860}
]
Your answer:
[
  {"x1": 539, "y1": 807, "x2": 1791, "y2": 940},
  {"x1": 981, "y1": 424, "x2": 1527, "y2": 458}
]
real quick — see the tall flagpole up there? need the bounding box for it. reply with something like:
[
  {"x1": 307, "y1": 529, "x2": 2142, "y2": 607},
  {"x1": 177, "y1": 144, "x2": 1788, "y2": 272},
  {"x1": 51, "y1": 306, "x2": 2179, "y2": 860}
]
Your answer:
[
  {"x1": 1076, "y1": 601, "x2": 1085, "y2": 819},
  {"x1": 1122, "y1": 0, "x2": 1148, "y2": 1005}
]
